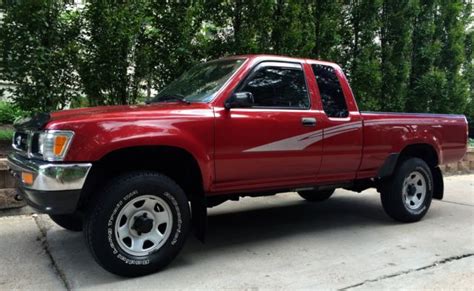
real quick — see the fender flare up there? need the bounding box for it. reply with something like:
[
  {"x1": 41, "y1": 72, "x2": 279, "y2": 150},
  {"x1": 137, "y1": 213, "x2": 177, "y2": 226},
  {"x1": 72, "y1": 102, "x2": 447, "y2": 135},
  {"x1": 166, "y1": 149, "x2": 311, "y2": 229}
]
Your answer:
[
  {"x1": 377, "y1": 153, "x2": 400, "y2": 178},
  {"x1": 432, "y1": 166, "x2": 444, "y2": 200}
]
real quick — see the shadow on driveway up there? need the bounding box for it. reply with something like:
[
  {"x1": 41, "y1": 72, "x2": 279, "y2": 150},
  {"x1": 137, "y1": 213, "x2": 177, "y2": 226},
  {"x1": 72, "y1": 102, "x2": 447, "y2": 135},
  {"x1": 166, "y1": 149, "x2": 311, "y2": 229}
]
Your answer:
[
  {"x1": 188, "y1": 194, "x2": 393, "y2": 254},
  {"x1": 45, "y1": 192, "x2": 410, "y2": 288}
]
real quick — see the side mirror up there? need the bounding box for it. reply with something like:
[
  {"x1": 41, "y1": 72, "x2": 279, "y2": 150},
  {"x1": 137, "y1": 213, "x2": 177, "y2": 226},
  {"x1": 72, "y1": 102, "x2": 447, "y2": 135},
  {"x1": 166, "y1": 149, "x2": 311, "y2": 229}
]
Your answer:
[{"x1": 224, "y1": 92, "x2": 254, "y2": 109}]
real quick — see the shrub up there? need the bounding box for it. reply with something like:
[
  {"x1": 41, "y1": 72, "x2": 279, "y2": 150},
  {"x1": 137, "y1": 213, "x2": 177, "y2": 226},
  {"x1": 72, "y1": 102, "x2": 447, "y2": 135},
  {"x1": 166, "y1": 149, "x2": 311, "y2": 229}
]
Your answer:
[
  {"x1": 0, "y1": 1, "x2": 81, "y2": 113},
  {"x1": 0, "y1": 101, "x2": 26, "y2": 124},
  {"x1": 0, "y1": 128, "x2": 14, "y2": 141}
]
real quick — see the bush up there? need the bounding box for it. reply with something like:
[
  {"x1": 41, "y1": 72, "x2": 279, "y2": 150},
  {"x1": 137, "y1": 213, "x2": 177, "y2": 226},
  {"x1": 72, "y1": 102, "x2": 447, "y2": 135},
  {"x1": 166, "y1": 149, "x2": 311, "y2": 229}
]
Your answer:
[
  {"x1": 0, "y1": 128, "x2": 14, "y2": 141},
  {"x1": 0, "y1": 101, "x2": 25, "y2": 124},
  {"x1": 0, "y1": 1, "x2": 81, "y2": 113}
]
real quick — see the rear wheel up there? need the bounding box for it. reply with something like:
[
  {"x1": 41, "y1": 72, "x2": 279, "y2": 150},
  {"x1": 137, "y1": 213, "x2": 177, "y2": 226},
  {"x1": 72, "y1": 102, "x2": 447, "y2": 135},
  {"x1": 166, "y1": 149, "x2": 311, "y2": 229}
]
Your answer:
[
  {"x1": 49, "y1": 213, "x2": 83, "y2": 232},
  {"x1": 380, "y1": 158, "x2": 433, "y2": 222},
  {"x1": 298, "y1": 189, "x2": 335, "y2": 202},
  {"x1": 83, "y1": 171, "x2": 191, "y2": 277}
]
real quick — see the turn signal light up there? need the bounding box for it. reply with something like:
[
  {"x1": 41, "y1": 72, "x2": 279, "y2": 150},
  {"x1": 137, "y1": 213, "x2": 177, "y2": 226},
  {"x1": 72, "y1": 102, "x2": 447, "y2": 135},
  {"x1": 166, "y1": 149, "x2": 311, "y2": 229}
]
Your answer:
[
  {"x1": 37, "y1": 130, "x2": 74, "y2": 161},
  {"x1": 21, "y1": 172, "x2": 34, "y2": 185},
  {"x1": 53, "y1": 135, "x2": 68, "y2": 156}
]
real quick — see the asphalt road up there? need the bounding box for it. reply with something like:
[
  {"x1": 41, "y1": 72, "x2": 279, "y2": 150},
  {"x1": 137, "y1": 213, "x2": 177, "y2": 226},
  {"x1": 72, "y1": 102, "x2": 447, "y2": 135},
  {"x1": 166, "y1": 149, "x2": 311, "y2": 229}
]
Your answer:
[{"x1": 0, "y1": 175, "x2": 473, "y2": 290}]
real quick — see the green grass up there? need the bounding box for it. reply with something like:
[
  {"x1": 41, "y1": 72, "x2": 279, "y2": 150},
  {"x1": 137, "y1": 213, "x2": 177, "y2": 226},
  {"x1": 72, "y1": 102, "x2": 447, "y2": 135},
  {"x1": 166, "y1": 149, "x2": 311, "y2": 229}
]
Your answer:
[
  {"x1": 469, "y1": 138, "x2": 474, "y2": 148},
  {"x1": 0, "y1": 129, "x2": 14, "y2": 141}
]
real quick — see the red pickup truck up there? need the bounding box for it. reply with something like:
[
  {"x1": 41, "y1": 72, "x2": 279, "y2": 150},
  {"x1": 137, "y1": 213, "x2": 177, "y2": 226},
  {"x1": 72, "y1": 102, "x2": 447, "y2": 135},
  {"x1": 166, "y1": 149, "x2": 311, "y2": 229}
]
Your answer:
[{"x1": 8, "y1": 55, "x2": 468, "y2": 276}]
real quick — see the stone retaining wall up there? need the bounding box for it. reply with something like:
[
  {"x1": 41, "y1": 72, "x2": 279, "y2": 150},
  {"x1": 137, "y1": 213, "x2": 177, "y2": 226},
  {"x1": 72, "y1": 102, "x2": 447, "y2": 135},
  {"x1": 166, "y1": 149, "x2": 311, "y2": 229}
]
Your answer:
[
  {"x1": 0, "y1": 158, "x2": 25, "y2": 209},
  {"x1": 0, "y1": 148, "x2": 472, "y2": 209},
  {"x1": 441, "y1": 148, "x2": 474, "y2": 175}
]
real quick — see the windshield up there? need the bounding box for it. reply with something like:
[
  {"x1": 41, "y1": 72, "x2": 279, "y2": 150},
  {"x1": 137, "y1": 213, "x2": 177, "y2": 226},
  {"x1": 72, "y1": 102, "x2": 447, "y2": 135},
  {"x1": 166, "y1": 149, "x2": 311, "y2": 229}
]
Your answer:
[{"x1": 151, "y1": 58, "x2": 246, "y2": 103}]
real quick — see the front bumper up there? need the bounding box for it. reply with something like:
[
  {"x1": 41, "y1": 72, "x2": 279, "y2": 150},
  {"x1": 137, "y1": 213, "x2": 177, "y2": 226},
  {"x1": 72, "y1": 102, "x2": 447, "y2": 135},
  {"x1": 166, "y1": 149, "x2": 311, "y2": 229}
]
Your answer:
[{"x1": 7, "y1": 153, "x2": 92, "y2": 214}]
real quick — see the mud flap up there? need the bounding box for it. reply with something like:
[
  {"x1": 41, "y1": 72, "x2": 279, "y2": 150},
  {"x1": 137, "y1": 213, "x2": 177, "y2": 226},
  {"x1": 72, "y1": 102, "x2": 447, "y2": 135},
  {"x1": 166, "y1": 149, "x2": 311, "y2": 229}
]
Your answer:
[
  {"x1": 432, "y1": 167, "x2": 444, "y2": 200},
  {"x1": 191, "y1": 193, "x2": 207, "y2": 242}
]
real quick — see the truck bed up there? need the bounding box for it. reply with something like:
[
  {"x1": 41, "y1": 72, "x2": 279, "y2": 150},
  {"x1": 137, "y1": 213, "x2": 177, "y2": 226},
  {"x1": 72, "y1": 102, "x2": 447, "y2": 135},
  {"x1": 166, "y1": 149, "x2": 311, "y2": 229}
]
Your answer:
[{"x1": 357, "y1": 112, "x2": 468, "y2": 179}]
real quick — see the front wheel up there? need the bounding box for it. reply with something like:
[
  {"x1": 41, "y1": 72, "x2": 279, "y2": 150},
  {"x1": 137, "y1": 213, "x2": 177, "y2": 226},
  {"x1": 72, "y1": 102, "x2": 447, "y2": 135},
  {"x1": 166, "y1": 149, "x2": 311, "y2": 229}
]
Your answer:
[
  {"x1": 83, "y1": 172, "x2": 191, "y2": 277},
  {"x1": 380, "y1": 158, "x2": 433, "y2": 222}
]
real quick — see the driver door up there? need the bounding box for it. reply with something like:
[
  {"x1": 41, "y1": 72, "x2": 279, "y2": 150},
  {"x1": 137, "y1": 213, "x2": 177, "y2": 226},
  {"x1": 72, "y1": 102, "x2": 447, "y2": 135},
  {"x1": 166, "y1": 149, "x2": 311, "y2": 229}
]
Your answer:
[{"x1": 213, "y1": 62, "x2": 324, "y2": 193}]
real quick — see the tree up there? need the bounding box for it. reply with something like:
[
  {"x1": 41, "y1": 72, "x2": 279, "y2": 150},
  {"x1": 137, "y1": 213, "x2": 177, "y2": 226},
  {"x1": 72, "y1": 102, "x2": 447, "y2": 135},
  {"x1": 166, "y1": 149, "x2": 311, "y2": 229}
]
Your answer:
[
  {"x1": 1, "y1": 0, "x2": 472, "y2": 115},
  {"x1": 270, "y1": 0, "x2": 308, "y2": 56},
  {"x1": 309, "y1": 0, "x2": 344, "y2": 61},
  {"x1": 344, "y1": 0, "x2": 383, "y2": 111},
  {"x1": 462, "y1": 0, "x2": 473, "y2": 119},
  {"x1": 201, "y1": 0, "x2": 274, "y2": 57},
  {"x1": 146, "y1": 1, "x2": 206, "y2": 90},
  {"x1": 0, "y1": 0, "x2": 81, "y2": 112},
  {"x1": 380, "y1": 0, "x2": 415, "y2": 112},
  {"x1": 432, "y1": 0, "x2": 468, "y2": 113},
  {"x1": 78, "y1": 0, "x2": 149, "y2": 106},
  {"x1": 406, "y1": 0, "x2": 440, "y2": 113}
]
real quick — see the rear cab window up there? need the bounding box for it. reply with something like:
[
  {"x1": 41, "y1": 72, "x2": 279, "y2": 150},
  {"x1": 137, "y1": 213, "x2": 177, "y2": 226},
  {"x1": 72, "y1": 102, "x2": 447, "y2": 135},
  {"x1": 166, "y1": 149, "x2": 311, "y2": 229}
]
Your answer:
[{"x1": 311, "y1": 64, "x2": 349, "y2": 118}]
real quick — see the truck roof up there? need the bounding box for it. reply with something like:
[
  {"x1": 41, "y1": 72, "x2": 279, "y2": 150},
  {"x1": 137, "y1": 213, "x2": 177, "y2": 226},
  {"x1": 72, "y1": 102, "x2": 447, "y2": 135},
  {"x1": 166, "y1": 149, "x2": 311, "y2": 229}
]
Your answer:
[{"x1": 220, "y1": 54, "x2": 339, "y2": 67}]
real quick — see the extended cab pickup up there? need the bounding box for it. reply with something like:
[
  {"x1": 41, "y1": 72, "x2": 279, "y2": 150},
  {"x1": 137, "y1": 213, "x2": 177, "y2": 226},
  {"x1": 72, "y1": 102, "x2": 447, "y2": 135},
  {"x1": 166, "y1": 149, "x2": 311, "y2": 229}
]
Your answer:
[{"x1": 8, "y1": 55, "x2": 468, "y2": 276}]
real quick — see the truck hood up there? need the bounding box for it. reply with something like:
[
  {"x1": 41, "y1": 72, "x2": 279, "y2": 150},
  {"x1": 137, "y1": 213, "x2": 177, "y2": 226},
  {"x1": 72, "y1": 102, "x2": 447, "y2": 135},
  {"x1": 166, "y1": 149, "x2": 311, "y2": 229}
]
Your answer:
[{"x1": 47, "y1": 103, "x2": 211, "y2": 126}]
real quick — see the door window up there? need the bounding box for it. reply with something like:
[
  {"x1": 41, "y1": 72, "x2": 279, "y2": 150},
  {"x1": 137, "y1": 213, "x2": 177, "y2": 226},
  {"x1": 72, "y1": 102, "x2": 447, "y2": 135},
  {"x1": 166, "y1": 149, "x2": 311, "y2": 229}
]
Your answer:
[{"x1": 238, "y1": 63, "x2": 310, "y2": 109}]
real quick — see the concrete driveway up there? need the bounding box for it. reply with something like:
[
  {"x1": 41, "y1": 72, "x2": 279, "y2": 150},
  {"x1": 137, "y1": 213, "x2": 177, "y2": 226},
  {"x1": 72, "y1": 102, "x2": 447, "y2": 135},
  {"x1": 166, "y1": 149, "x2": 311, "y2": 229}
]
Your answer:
[{"x1": 1, "y1": 175, "x2": 473, "y2": 290}]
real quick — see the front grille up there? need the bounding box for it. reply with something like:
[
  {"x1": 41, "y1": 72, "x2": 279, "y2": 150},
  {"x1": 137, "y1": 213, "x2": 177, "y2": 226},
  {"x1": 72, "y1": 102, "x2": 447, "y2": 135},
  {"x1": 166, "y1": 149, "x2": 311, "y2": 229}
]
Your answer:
[
  {"x1": 12, "y1": 132, "x2": 29, "y2": 152},
  {"x1": 30, "y1": 132, "x2": 40, "y2": 154}
]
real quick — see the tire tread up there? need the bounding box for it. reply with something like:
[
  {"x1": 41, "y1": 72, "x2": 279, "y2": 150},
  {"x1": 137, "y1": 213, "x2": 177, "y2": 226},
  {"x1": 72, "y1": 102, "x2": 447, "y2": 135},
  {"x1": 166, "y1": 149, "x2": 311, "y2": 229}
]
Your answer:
[
  {"x1": 380, "y1": 157, "x2": 433, "y2": 222},
  {"x1": 83, "y1": 171, "x2": 190, "y2": 277}
]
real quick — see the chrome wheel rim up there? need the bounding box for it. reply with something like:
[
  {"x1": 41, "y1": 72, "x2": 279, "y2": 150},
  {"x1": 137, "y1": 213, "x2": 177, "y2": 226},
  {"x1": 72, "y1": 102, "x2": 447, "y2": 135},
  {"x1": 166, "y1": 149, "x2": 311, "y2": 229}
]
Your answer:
[
  {"x1": 114, "y1": 195, "x2": 173, "y2": 256},
  {"x1": 402, "y1": 171, "x2": 427, "y2": 210}
]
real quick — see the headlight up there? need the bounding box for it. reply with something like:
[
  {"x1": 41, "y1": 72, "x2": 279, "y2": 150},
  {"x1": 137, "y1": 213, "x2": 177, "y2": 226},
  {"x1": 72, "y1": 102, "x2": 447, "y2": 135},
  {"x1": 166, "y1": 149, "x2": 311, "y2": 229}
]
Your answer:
[{"x1": 37, "y1": 130, "x2": 74, "y2": 161}]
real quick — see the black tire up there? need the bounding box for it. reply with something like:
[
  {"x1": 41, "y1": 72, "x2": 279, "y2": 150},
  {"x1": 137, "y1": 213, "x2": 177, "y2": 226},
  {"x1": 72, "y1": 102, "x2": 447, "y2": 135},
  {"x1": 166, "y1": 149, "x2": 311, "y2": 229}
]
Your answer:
[
  {"x1": 83, "y1": 171, "x2": 191, "y2": 277},
  {"x1": 49, "y1": 213, "x2": 83, "y2": 232},
  {"x1": 298, "y1": 189, "x2": 335, "y2": 202},
  {"x1": 380, "y1": 157, "x2": 433, "y2": 222}
]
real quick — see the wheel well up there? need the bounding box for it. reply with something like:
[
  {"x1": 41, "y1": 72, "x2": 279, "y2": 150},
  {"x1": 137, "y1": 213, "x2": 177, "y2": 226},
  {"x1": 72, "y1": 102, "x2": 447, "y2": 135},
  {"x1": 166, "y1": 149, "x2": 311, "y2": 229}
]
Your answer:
[
  {"x1": 80, "y1": 146, "x2": 204, "y2": 206},
  {"x1": 80, "y1": 145, "x2": 208, "y2": 241},
  {"x1": 398, "y1": 144, "x2": 443, "y2": 200},
  {"x1": 399, "y1": 144, "x2": 439, "y2": 168},
  {"x1": 377, "y1": 143, "x2": 439, "y2": 179}
]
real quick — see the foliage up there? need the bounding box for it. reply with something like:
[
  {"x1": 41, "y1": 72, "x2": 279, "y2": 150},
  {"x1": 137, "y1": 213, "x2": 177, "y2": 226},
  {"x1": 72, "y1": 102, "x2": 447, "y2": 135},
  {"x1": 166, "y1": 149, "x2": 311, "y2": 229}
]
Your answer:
[
  {"x1": 146, "y1": 1, "x2": 206, "y2": 89},
  {"x1": 462, "y1": 0, "x2": 473, "y2": 120},
  {"x1": 0, "y1": 128, "x2": 14, "y2": 141},
  {"x1": 380, "y1": 0, "x2": 415, "y2": 112},
  {"x1": 0, "y1": 101, "x2": 25, "y2": 124},
  {"x1": 0, "y1": 0, "x2": 472, "y2": 121},
  {"x1": 343, "y1": 0, "x2": 383, "y2": 111},
  {"x1": 406, "y1": 0, "x2": 439, "y2": 113},
  {"x1": 0, "y1": 0, "x2": 81, "y2": 113},
  {"x1": 432, "y1": 0, "x2": 468, "y2": 114},
  {"x1": 78, "y1": 0, "x2": 150, "y2": 106}
]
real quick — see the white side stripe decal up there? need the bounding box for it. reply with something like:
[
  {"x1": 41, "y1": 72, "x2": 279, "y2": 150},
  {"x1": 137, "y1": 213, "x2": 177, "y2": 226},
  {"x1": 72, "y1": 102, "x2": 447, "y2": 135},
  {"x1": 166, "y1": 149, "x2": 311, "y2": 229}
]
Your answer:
[
  {"x1": 364, "y1": 118, "x2": 441, "y2": 126},
  {"x1": 244, "y1": 121, "x2": 363, "y2": 152},
  {"x1": 243, "y1": 118, "x2": 444, "y2": 153}
]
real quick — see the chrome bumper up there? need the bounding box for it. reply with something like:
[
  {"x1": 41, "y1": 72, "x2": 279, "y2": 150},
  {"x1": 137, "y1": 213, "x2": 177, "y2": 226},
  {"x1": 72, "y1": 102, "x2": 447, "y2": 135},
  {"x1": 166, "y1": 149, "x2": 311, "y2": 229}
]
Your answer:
[{"x1": 7, "y1": 153, "x2": 92, "y2": 191}]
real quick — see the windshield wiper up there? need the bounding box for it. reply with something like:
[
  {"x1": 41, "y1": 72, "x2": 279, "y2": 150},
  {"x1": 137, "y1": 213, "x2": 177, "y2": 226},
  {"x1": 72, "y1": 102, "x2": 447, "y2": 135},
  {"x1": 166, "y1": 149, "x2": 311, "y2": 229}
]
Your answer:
[{"x1": 148, "y1": 94, "x2": 191, "y2": 104}]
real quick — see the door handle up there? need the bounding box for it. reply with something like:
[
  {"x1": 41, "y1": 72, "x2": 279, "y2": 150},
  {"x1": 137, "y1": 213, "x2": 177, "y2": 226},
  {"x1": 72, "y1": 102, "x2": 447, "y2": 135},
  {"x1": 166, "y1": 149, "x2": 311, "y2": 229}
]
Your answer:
[{"x1": 301, "y1": 117, "x2": 317, "y2": 127}]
